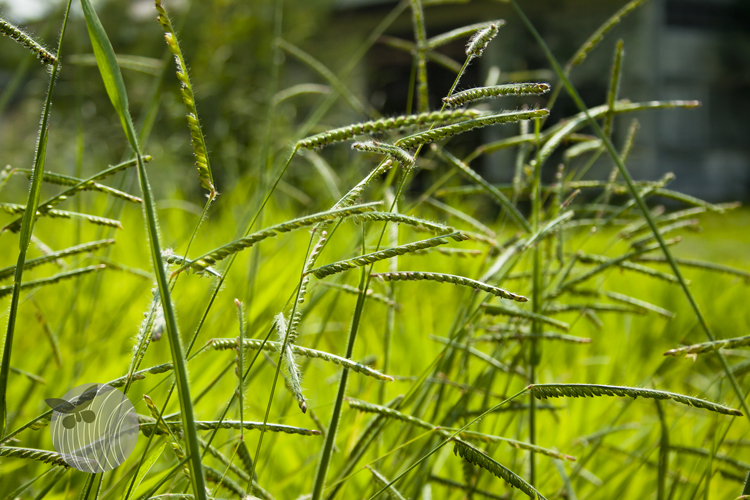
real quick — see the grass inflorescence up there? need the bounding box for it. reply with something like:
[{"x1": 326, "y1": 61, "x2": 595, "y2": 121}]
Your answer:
[{"x1": 0, "y1": 1, "x2": 747, "y2": 499}]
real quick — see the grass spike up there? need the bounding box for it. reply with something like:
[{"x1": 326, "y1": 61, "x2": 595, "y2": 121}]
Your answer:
[
  {"x1": 373, "y1": 271, "x2": 527, "y2": 302},
  {"x1": 208, "y1": 338, "x2": 394, "y2": 381},
  {"x1": 297, "y1": 109, "x2": 482, "y2": 150},
  {"x1": 528, "y1": 384, "x2": 742, "y2": 416},
  {"x1": 396, "y1": 109, "x2": 549, "y2": 150},
  {"x1": 0, "y1": 239, "x2": 114, "y2": 281},
  {"x1": 466, "y1": 23, "x2": 500, "y2": 59},
  {"x1": 155, "y1": 0, "x2": 216, "y2": 196},
  {"x1": 453, "y1": 439, "x2": 547, "y2": 500},
  {"x1": 426, "y1": 21, "x2": 504, "y2": 49},
  {"x1": 482, "y1": 303, "x2": 569, "y2": 331},
  {"x1": 443, "y1": 83, "x2": 550, "y2": 108},
  {"x1": 310, "y1": 233, "x2": 464, "y2": 279},
  {"x1": 352, "y1": 141, "x2": 415, "y2": 167},
  {"x1": 0, "y1": 18, "x2": 56, "y2": 65},
  {"x1": 0, "y1": 265, "x2": 106, "y2": 299},
  {"x1": 275, "y1": 312, "x2": 307, "y2": 413},
  {"x1": 175, "y1": 202, "x2": 381, "y2": 273}
]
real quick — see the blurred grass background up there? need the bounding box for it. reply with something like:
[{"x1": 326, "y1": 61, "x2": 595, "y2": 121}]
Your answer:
[{"x1": 1, "y1": 0, "x2": 749, "y2": 498}]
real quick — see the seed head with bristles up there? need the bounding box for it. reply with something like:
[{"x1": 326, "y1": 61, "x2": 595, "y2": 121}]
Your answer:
[{"x1": 466, "y1": 23, "x2": 500, "y2": 59}]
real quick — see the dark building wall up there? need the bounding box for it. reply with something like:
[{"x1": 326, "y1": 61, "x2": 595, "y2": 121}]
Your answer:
[{"x1": 333, "y1": 0, "x2": 750, "y2": 202}]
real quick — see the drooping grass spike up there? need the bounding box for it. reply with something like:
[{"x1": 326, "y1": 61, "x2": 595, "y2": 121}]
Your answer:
[
  {"x1": 528, "y1": 384, "x2": 742, "y2": 416},
  {"x1": 174, "y1": 202, "x2": 381, "y2": 274},
  {"x1": 453, "y1": 440, "x2": 547, "y2": 500},
  {"x1": 296, "y1": 109, "x2": 483, "y2": 150},
  {"x1": 352, "y1": 141, "x2": 415, "y2": 167},
  {"x1": 466, "y1": 23, "x2": 500, "y2": 59},
  {"x1": 396, "y1": 108, "x2": 549, "y2": 150},
  {"x1": 0, "y1": 18, "x2": 56, "y2": 65},
  {"x1": 373, "y1": 271, "x2": 528, "y2": 302},
  {"x1": 443, "y1": 83, "x2": 551, "y2": 108},
  {"x1": 208, "y1": 338, "x2": 394, "y2": 381},
  {"x1": 309, "y1": 233, "x2": 466, "y2": 280}
]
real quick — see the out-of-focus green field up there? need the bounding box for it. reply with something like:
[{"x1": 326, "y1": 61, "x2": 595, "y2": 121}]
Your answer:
[
  {"x1": 1, "y1": 0, "x2": 750, "y2": 498},
  {"x1": 1, "y1": 188, "x2": 748, "y2": 498}
]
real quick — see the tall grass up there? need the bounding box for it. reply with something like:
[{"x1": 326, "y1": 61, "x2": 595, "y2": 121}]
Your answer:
[{"x1": 0, "y1": 0, "x2": 748, "y2": 499}]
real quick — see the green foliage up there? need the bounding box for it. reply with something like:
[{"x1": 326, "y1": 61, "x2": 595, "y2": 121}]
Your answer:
[{"x1": 0, "y1": 1, "x2": 748, "y2": 499}]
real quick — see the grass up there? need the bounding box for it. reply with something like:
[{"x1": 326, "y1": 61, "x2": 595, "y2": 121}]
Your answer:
[{"x1": 0, "y1": 0, "x2": 749, "y2": 498}]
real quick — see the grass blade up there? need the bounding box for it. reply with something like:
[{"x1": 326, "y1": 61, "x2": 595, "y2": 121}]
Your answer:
[
  {"x1": 0, "y1": 0, "x2": 72, "y2": 437},
  {"x1": 78, "y1": 0, "x2": 207, "y2": 496}
]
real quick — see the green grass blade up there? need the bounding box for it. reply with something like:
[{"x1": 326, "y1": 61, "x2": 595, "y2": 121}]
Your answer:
[
  {"x1": 0, "y1": 0, "x2": 72, "y2": 438},
  {"x1": 78, "y1": 0, "x2": 207, "y2": 496},
  {"x1": 125, "y1": 443, "x2": 166, "y2": 500}
]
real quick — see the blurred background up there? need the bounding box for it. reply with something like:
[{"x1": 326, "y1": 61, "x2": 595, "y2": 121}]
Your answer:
[{"x1": 0, "y1": 0, "x2": 749, "y2": 204}]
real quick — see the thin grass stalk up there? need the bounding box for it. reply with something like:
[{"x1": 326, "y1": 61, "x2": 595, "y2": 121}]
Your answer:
[
  {"x1": 367, "y1": 466, "x2": 407, "y2": 500},
  {"x1": 510, "y1": 0, "x2": 750, "y2": 421},
  {"x1": 378, "y1": 35, "x2": 462, "y2": 73},
  {"x1": 528, "y1": 116, "x2": 544, "y2": 486},
  {"x1": 380, "y1": 209, "x2": 399, "y2": 405},
  {"x1": 603, "y1": 39, "x2": 624, "y2": 138},
  {"x1": 409, "y1": 0, "x2": 429, "y2": 112},
  {"x1": 0, "y1": 239, "x2": 114, "y2": 281},
  {"x1": 0, "y1": 0, "x2": 72, "y2": 436},
  {"x1": 633, "y1": 256, "x2": 750, "y2": 282},
  {"x1": 78, "y1": 0, "x2": 206, "y2": 495},
  {"x1": 597, "y1": 119, "x2": 639, "y2": 221},
  {"x1": 433, "y1": 146, "x2": 532, "y2": 232},
  {"x1": 364, "y1": 388, "x2": 530, "y2": 500},
  {"x1": 428, "y1": 475, "x2": 506, "y2": 500},
  {"x1": 558, "y1": 240, "x2": 679, "y2": 292},
  {"x1": 277, "y1": 39, "x2": 372, "y2": 117},
  {"x1": 2, "y1": 157, "x2": 147, "y2": 233},
  {"x1": 429, "y1": 336, "x2": 525, "y2": 376},
  {"x1": 234, "y1": 299, "x2": 245, "y2": 446},
  {"x1": 325, "y1": 396, "x2": 404, "y2": 500},
  {"x1": 655, "y1": 400, "x2": 669, "y2": 500},
  {"x1": 310, "y1": 246, "x2": 369, "y2": 500}
]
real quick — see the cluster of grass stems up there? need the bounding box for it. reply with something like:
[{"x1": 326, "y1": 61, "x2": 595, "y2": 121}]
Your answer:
[{"x1": 0, "y1": 0, "x2": 749, "y2": 499}]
